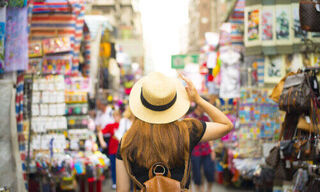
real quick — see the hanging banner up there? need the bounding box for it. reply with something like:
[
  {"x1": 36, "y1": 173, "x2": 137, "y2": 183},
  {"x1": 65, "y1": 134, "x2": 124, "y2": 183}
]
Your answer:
[
  {"x1": 4, "y1": 7, "x2": 28, "y2": 72},
  {"x1": 0, "y1": 7, "x2": 5, "y2": 74},
  {"x1": 171, "y1": 54, "x2": 199, "y2": 69}
]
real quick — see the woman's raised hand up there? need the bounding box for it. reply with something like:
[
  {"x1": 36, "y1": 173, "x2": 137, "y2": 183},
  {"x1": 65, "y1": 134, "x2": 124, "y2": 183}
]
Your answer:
[{"x1": 179, "y1": 73, "x2": 201, "y2": 103}]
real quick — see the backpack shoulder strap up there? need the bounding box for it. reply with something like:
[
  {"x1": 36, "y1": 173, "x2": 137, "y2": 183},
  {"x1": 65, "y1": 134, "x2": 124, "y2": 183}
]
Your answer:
[
  {"x1": 122, "y1": 156, "x2": 145, "y2": 190},
  {"x1": 180, "y1": 154, "x2": 191, "y2": 189}
]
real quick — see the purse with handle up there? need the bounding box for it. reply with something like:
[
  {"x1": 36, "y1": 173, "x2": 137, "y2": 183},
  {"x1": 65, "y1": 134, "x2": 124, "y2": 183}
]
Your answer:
[
  {"x1": 279, "y1": 72, "x2": 311, "y2": 113},
  {"x1": 300, "y1": 0, "x2": 320, "y2": 32}
]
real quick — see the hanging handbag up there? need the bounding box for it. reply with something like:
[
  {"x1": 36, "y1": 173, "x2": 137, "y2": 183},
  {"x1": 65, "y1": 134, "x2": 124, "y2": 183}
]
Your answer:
[
  {"x1": 266, "y1": 146, "x2": 280, "y2": 168},
  {"x1": 303, "y1": 177, "x2": 320, "y2": 192},
  {"x1": 270, "y1": 72, "x2": 296, "y2": 103},
  {"x1": 280, "y1": 140, "x2": 296, "y2": 159},
  {"x1": 300, "y1": 0, "x2": 320, "y2": 32},
  {"x1": 279, "y1": 72, "x2": 311, "y2": 113},
  {"x1": 274, "y1": 160, "x2": 293, "y2": 181}
]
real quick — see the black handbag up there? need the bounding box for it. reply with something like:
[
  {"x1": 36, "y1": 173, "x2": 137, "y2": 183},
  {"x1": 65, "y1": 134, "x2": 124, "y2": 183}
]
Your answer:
[
  {"x1": 300, "y1": 0, "x2": 320, "y2": 32},
  {"x1": 280, "y1": 140, "x2": 295, "y2": 158}
]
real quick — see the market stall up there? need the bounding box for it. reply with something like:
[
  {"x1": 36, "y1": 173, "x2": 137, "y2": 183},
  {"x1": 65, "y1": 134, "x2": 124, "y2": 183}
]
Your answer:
[{"x1": 173, "y1": 0, "x2": 320, "y2": 191}]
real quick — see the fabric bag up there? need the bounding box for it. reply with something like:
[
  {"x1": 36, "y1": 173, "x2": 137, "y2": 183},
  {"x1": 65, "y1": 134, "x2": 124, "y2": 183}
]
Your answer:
[
  {"x1": 279, "y1": 73, "x2": 311, "y2": 113},
  {"x1": 300, "y1": 0, "x2": 320, "y2": 32}
]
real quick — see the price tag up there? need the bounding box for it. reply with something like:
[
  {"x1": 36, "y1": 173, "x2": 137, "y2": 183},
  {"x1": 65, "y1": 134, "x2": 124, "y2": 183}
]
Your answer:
[
  {"x1": 48, "y1": 82, "x2": 55, "y2": 91},
  {"x1": 32, "y1": 91, "x2": 40, "y2": 104},
  {"x1": 40, "y1": 104, "x2": 49, "y2": 116},
  {"x1": 33, "y1": 80, "x2": 39, "y2": 91},
  {"x1": 42, "y1": 91, "x2": 50, "y2": 103},
  {"x1": 49, "y1": 91, "x2": 57, "y2": 103},
  {"x1": 56, "y1": 103, "x2": 66, "y2": 116},
  {"x1": 49, "y1": 104, "x2": 57, "y2": 116},
  {"x1": 39, "y1": 79, "x2": 47, "y2": 91},
  {"x1": 52, "y1": 117, "x2": 58, "y2": 130},
  {"x1": 40, "y1": 117, "x2": 47, "y2": 132},
  {"x1": 32, "y1": 104, "x2": 39, "y2": 116},
  {"x1": 57, "y1": 91, "x2": 65, "y2": 103}
]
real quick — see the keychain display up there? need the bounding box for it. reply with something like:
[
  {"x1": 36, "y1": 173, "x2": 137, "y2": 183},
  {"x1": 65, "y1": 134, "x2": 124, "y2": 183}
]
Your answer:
[
  {"x1": 64, "y1": 76, "x2": 90, "y2": 92},
  {"x1": 65, "y1": 91, "x2": 88, "y2": 104},
  {"x1": 43, "y1": 37, "x2": 72, "y2": 54},
  {"x1": 66, "y1": 103, "x2": 88, "y2": 116},
  {"x1": 32, "y1": 116, "x2": 67, "y2": 133},
  {"x1": 67, "y1": 115, "x2": 89, "y2": 129},
  {"x1": 68, "y1": 129, "x2": 90, "y2": 140},
  {"x1": 28, "y1": 58, "x2": 42, "y2": 73},
  {"x1": 31, "y1": 134, "x2": 67, "y2": 151},
  {"x1": 29, "y1": 151, "x2": 108, "y2": 191}
]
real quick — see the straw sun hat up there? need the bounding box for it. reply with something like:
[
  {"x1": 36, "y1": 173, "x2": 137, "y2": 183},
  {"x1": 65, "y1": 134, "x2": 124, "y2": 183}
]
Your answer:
[{"x1": 129, "y1": 72, "x2": 190, "y2": 124}]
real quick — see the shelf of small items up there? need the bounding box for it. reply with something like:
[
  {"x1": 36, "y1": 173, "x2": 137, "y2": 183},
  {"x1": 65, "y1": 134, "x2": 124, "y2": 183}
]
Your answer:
[
  {"x1": 28, "y1": 37, "x2": 73, "y2": 75},
  {"x1": 64, "y1": 77, "x2": 91, "y2": 151},
  {"x1": 28, "y1": 75, "x2": 68, "y2": 155}
]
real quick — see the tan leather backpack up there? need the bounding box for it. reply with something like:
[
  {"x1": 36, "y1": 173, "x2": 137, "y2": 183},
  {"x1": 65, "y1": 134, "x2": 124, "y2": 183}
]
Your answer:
[{"x1": 123, "y1": 159, "x2": 190, "y2": 192}]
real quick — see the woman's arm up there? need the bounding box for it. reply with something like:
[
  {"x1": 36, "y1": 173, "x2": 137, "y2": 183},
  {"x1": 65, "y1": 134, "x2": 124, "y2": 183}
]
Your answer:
[
  {"x1": 180, "y1": 74, "x2": 233, "y2": 142},
  {"x1": 97, "y1": 127, "x2": 107, "y2": 149},
  {"x1": 196, "y1": 97, "x2": 233, "y2": 141},
  {"x1": 116, "y1": 159, "x2": 131, "y2": 192}
]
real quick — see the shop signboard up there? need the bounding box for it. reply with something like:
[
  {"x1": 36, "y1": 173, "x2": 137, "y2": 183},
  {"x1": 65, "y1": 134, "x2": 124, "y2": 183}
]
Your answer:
[{"x1": 171, "y1": 54, "x2": 199, "y2": 69}]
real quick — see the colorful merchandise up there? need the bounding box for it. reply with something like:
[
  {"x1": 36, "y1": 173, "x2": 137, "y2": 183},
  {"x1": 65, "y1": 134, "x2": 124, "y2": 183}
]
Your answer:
[
  {"x1": 239, "y1": 88, "x2": 281, "y2": 139},
  {"x1": 28, "y1": 41, "x2": 43, "y2": 58},
  {"x1": 8, "y1": 0, "x2": 27, "y2": 8},
  {"x1": 219, "y1": 48, "x2": 241, "y2": 99},
  {"x1": 42, "y1": 55, "x2": 72, "y2": 74},
  {"x1": 0, "y1": 7, "x2": 5, "y2": 74},
  {"x1": 43, "y1": 37, "x2": 72, "y2": 54},
  {"x1": 30, "y1": 0, "x2": 85, "y2": 71},
  {"x1": 5, "y1": 7, "x2": 28, "y2": 72},
  {"x1": 65, "y1": 91, "x2": 88, "y2": 104},
  {"x1": 64, "y1": 77, "x2": 90, "y2": 92},
  {"x1": 16, "y1": 73, "x2": 28, "y2": 190},
  {"x1": 27, "y1": 58, "x2": 42, "y2": 73}
]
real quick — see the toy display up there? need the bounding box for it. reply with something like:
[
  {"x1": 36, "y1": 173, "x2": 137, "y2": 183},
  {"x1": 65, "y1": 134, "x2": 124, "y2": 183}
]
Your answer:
[
  {"x1": 29, "y1": 41, "x2": 43, "y2": 58},
  {"x1": 43, "y1": 37, "x2": 72, "y2": 54},
  {"x1": 42, "y1": 55, "x2": 72, "y2": 74}
]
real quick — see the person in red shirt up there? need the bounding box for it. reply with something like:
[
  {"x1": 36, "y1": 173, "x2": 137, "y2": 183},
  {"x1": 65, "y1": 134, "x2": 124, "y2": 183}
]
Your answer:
[
  {"x1": 188, "y1": 103, "x2": 216, "y2": 192},
  {"x1": 101, "y1": 110, "x2": 121, "y2": 190}
]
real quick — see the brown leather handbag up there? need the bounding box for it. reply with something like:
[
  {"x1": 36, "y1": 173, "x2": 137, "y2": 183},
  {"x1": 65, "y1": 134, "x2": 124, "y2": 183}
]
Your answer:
[
  {"x1": 270, "y1": 72, "x2": 296, "y2": 103},
  {"x1": 279, "y1": 73, "x2": 311, "y2": 113},
  {"x1": 123, "y1": 159, "x2": 190, "y2": 192},
  {"x1": 300, "y1": 0, "x2": 320, "y2": 32}
]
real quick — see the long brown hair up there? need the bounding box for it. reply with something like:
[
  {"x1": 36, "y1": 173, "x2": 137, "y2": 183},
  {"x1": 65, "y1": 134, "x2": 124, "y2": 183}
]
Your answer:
[{"x1": 120, "y1": 118, "x2": 193, "y2": 168}]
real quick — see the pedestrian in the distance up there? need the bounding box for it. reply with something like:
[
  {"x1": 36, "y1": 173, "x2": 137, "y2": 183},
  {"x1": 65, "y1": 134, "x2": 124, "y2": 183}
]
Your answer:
[
  {"x1": 114, "y1": 106, "x2": 135, "y2": 141},
  {"x1": 116, "y1": 72, "x2": 233, "y2": 192},
  {"x1": 188, "y1": 104, "x2": 216, "y2": 192},
  {"x1": 99, "y1": 110, "x2": 121, "y2": 190}
]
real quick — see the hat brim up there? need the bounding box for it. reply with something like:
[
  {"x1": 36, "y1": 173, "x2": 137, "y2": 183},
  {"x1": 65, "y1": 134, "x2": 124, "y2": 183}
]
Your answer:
[{"x1": 129, "y1": 76, "x2": 190, "y2": 124}]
